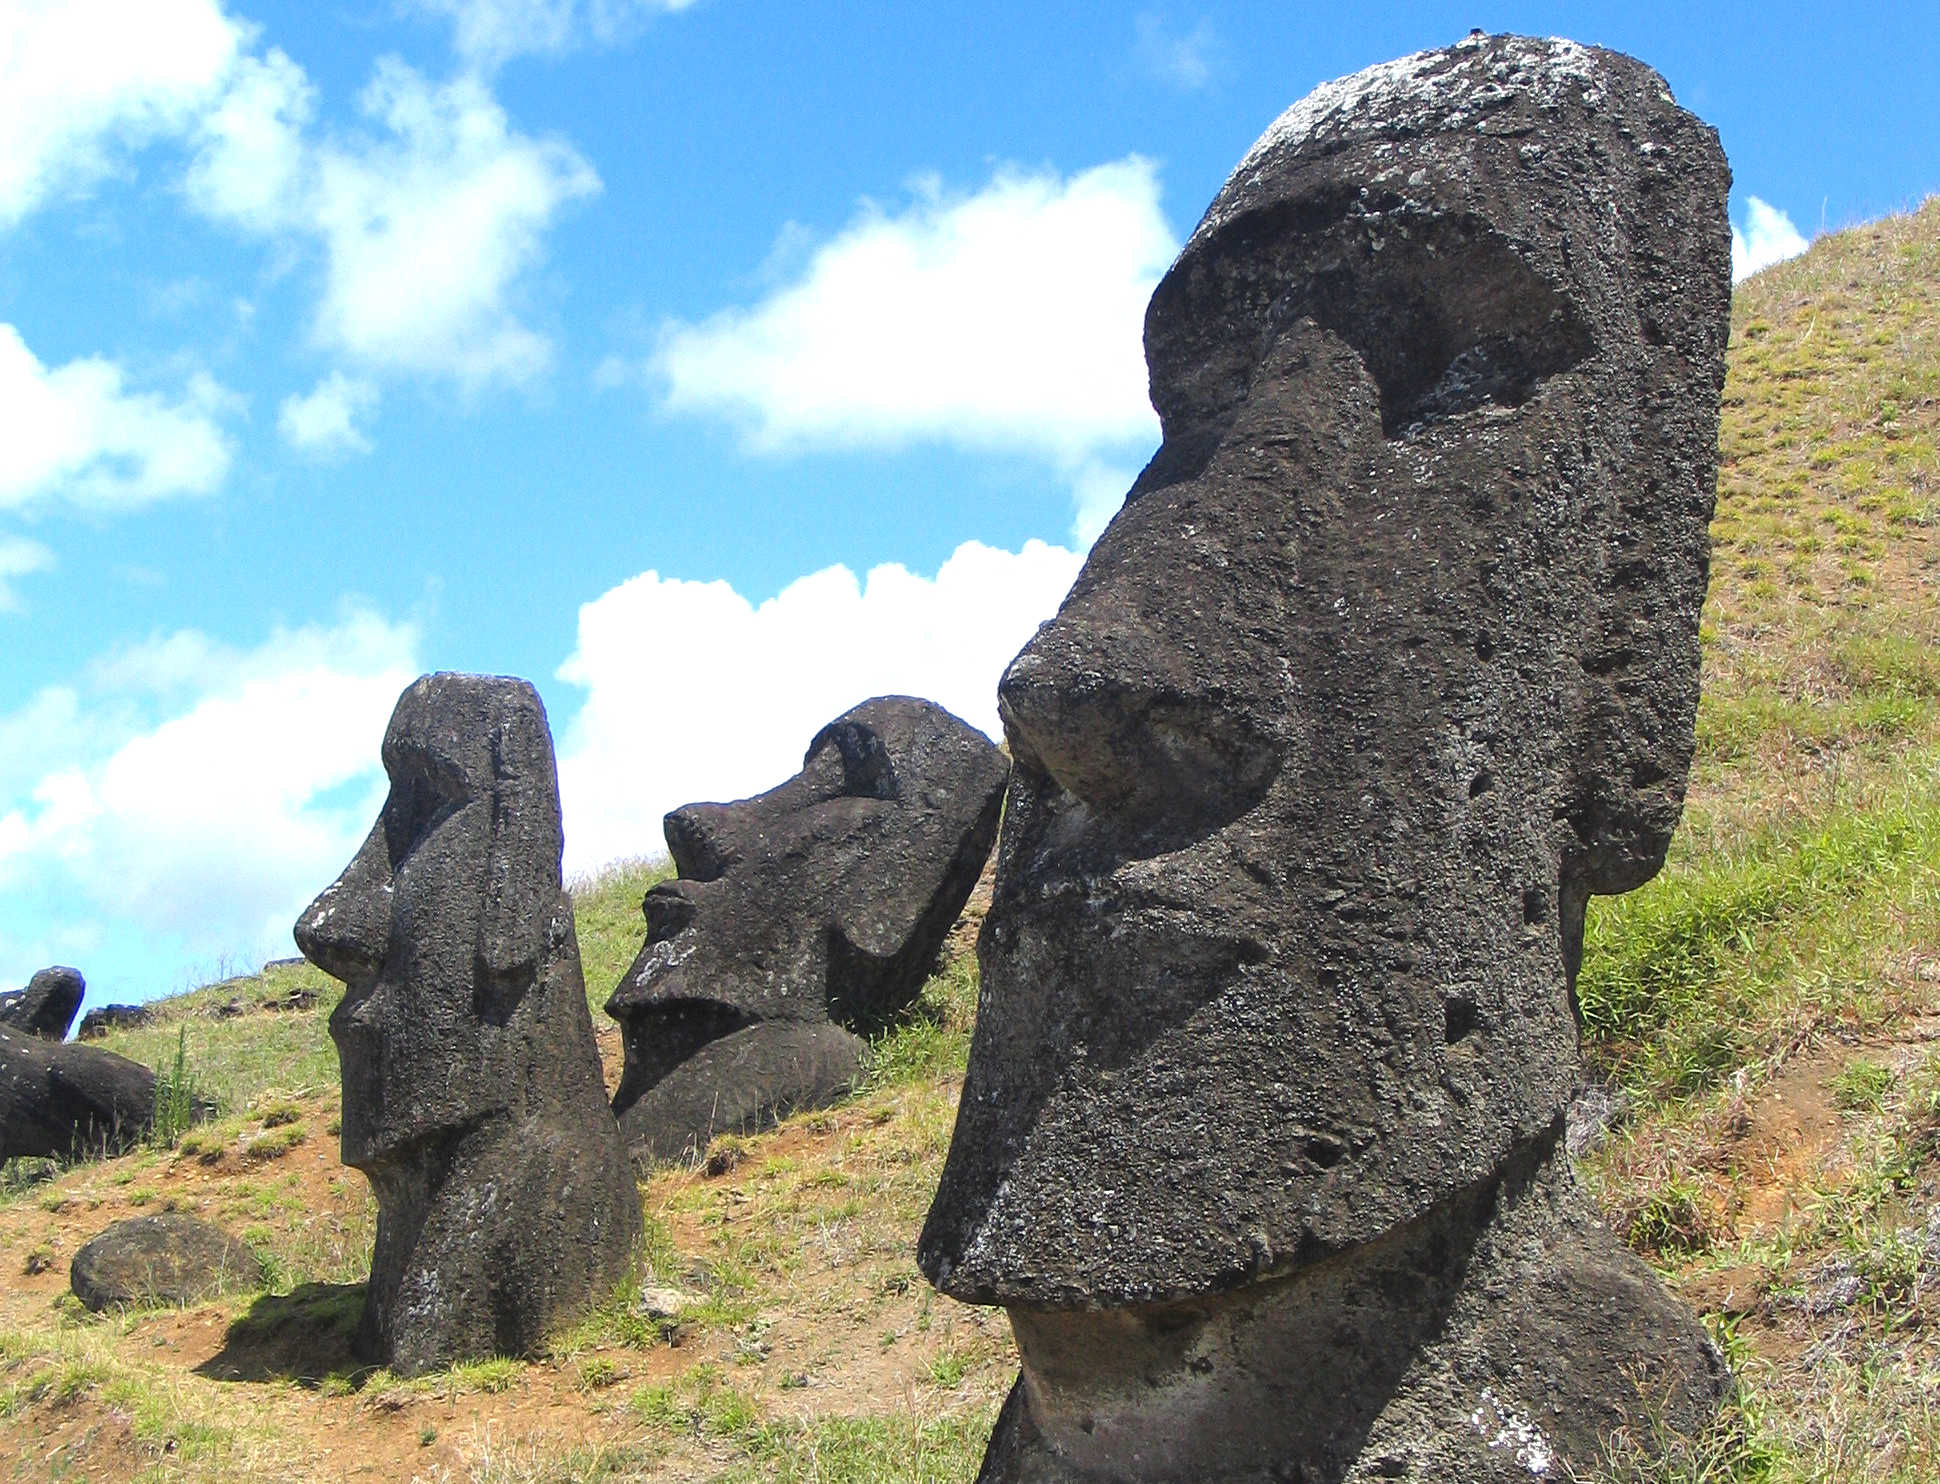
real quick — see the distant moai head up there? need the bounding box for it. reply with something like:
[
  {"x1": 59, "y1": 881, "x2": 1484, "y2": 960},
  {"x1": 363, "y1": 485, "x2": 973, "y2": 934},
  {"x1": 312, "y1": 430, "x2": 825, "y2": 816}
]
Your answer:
[
  {"x1": 295, "y1": 673, "x2": 569, "y2": 1169},
  {"x1": 606, "y1": 695, "x2": 1008, "y2": 1150},
  {"x1": 922, "y1": 33, "x2": 1733, "y2": 1308}
]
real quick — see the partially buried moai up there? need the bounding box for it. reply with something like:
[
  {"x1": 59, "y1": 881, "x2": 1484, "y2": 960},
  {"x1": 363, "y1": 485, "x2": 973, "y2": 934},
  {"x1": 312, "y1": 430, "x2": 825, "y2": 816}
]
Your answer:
[
  {"x1": 296, "y1": 673, "x2": 641, "y2": 1378},
  {"x1": 920, "y1": 34, "x2": 1733, "y2": 1483},
  {"x1": 607, "y1": 696, "x2": 1009, "y2": 1166}
]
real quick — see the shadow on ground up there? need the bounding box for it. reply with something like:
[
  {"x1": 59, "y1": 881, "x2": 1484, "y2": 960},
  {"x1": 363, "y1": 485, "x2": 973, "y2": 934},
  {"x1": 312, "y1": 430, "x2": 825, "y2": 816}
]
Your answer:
[{"x1": 195, "y1": 1281, "x2": 367, "y2": 1385}]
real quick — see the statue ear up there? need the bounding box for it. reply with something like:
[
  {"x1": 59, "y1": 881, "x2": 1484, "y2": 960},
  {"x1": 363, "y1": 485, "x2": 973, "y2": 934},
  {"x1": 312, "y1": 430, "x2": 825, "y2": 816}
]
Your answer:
[{"x1": 475, "y1": 693, "x2": 565, "y2": 1016}]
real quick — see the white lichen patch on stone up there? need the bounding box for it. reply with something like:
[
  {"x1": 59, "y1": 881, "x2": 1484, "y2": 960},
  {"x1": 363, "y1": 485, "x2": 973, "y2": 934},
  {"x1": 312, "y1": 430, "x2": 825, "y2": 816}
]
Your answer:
[
  {"x1": 1468, "y1": 1387, "x2": 1556, "y2": 1476},
  {"x1": 1189, "y1": 35, "x2": 1613, "y2": 254}
]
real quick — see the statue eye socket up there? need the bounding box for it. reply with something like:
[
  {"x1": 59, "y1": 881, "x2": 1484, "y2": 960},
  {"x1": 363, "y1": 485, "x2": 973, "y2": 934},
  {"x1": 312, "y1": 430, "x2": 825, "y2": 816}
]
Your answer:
[
  {"x1": 641, "y1": 885, "x2": 698, "y2": 943},
  {"x1": 382, "y1": 775, "x2": 461, "y2": 869},
  {"x1": 803, "y1": 720, "x2": 899, "y2": 802},
  {"x1": 1290, "y1": 217, "x2": 1593, "y2": 437}
]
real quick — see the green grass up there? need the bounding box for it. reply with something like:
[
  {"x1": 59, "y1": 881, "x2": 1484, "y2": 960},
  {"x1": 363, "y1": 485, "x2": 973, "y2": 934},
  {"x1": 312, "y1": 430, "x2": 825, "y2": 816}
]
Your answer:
[
  {"x1": 149, "y1": 1025, "x2": 203, "y2": 1148},
  {"x1": 715, "y1": 1409, "x2": 998, "y2": 1483},
  {"x1": 1579, "y1": 759, "x2": 1940, "y2": 1101},
  {"x1": 88, "y1": 961, "x2": 341, "y2": 1116},
  {"x1": 568, "y1": 856, "x2": 675, "y2": 1020}
]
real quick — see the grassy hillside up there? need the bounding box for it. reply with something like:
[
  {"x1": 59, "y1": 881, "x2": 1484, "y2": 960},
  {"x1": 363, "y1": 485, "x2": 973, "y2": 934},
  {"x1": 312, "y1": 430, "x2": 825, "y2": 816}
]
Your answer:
[{"x1": 2, "y1": 200, "x2": 1938, "y2": 1482}]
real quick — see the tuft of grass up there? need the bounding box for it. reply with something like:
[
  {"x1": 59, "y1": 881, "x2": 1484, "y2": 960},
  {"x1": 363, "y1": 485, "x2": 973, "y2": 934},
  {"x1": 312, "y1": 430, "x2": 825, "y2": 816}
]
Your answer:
[
  {"x1": 863, "y1": 954, "x2": 980, "y2": 1091},
  {"x1": 242, "y1": 1123, "x2": 306, "y2": 1161},
  {"x1": 251, "y1": 1096, "x2": 304, "y2": 1129},
  {"x1": 149, "y1": 1025, "x2": 207, "y2": 1149},
  {"x1": 1829, "y1": 1058, "x2": 1895, "y2": 1112}
]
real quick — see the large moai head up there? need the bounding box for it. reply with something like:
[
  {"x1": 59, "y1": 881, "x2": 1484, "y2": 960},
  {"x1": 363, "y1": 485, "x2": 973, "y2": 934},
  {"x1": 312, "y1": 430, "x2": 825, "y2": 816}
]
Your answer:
[
  {"x1": 607, "y1": 695, "x2": 1009, "y2": 1163},
  {"x1": 295, "y1": 673, "x2": 640, "y2": 1375},
  {"x1": 922, "y1": 33, "x2": 1731, "y2": 1308},
  {"x1": 297, "y1": 674, "x2": 581, "y2": 1165}
]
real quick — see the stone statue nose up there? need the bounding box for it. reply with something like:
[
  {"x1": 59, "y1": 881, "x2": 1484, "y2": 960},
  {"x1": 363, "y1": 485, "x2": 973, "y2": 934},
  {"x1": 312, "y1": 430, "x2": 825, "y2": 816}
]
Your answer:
[
  {"x1": 999, "y1": 620, "x2": 1146, "y2": 816},
  {"x1": 1000, "y1": 610, "x2": 1286, "y2": 837},
  {"x1": 663, "y1": 802, "x2": 740, "y2": 882},
  {"x1": 294, "y1": 826, "x2": 392, "y2": 983}
]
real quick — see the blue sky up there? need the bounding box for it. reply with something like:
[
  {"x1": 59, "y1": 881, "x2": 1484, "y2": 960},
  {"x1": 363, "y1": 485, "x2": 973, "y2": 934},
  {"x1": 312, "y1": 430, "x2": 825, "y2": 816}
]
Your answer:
[{"x1": 2, "y1": 0, "x2": 1936, "y2": 1011}]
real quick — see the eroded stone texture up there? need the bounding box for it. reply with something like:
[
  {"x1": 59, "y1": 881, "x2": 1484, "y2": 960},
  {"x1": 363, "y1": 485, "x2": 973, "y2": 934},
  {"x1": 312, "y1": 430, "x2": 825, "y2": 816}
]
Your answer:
[
  {"x1": 0, "y1": 1024, "x2": 156, "y2": 1159},
  {"x1": 608, "y1": 696, "x2": 1008, "y2": 1165},
  {"x1": 919, "y1": 33, "x2": 1732, "y2": 1482},
  {"x1": 295, "y1": 673, "x2": 641, "y2": 1378},
  {"x1": 0, "y1": 966, "x2": 85, "y2": 1040},
  {"x1": 71, "y1": 1214, "x2": 265, "y2": 1311}
]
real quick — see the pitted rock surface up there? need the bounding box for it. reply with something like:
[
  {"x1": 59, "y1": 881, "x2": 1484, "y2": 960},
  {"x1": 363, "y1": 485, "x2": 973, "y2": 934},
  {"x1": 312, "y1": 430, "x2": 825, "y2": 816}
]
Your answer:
[
  {"x1": 295, "y1": 673, "x2": 641, "y2": 1378},
  {"x1": 919, "y1": 32, "x2": 1732, "y2": 1482},
  {"x1": 71, "y1": 1215, "x2": 265, "y2": 1311},
  {"x1": 0, "y1": 1024, "x2": 156, "y2": 1159},
  {"x1": 0, "y1": 966, "x2": 85, "y2": 1040},
  {"x1": 607, "y1": 695, "x2": 1007, "y2": 1164}
]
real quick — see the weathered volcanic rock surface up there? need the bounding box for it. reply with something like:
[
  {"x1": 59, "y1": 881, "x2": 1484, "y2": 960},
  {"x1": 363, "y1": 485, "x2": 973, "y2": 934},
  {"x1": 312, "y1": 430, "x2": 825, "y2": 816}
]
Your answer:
[
  {"x1": 76, "y1": 1003, "x2": 152, "y2": 1040},
  {"x1": 71, "y1": 1215, "x2": 265, "y2": 1311},
  {"x1": 294, "y1": 673, "x2": 642, "y2": 1378},
  {"x1": 0, "y1": 1024, "x2": 156, "y2": 1160},
  {"x1": 608, "y1": 695, "x2": 1008, "y2": 1165},
  {"x1": 0, "y1": 966, "x2": 85, "y2": 1040},
  {"x1": 919, "y1": 32, "x2": 1733, "y2": 1483}
]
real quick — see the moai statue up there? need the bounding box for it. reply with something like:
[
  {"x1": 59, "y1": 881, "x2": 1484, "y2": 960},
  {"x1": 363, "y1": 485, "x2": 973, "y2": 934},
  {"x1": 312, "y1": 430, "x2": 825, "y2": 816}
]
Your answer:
[
  {"x1": 296, "y1": 674, "x2": 641, "y2": 1378},
  {"x1": 0, "y1": 966, "x2": 85, "y2": 1040},
  {"x1": 919, "y1": 34, "x2": 1734, "y2": 1483},
  {"x1": 608, "y1": 696, "x2": 1008, "y2": 1165}
]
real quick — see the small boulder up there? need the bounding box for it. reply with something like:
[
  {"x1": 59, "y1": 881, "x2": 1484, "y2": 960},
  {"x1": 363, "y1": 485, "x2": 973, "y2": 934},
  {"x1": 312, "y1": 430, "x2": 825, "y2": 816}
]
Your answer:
[
  {"x1": 0, "y1": 1025, "x2": 156, "y2": 1160},
  {"x1": 636, "y1": 1284, "x2": 696, "y2": 1321},
  {"x1": 76, "y1": 1003, "x2": 151, "y2": 1040},
  {"x1": 71, "y1": 1215, "x2": 264, "y2": 1311},
  {"x1": 0, "y1": 966, "x2": 85, "y2": 1041}
]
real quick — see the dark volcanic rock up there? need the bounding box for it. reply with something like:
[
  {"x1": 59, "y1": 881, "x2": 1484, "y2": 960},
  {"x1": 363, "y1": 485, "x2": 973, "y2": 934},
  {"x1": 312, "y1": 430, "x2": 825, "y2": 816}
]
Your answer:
[
  {"x1": 76, "y1": 1003, "x2": 151, "y2": 1040},
  {"x1": 294, "y1": 673, "x2": 642, "y2": 1378},
  {"x1": 71, "y1": 1214, "x2": 265, "y2": 1311},
  {"x1": 0, "y1": 966, "x2": 84, "y2": 1040},
  {"x1": 919, "y1": 33, "x2": 1732, "y2": 1482},
  {"x1": 0, "y1": 1025, "x2": 156, "y2": 1159},
  {"x1": 607, "y1": 695, "x2": 1008, "y2": 1165}
]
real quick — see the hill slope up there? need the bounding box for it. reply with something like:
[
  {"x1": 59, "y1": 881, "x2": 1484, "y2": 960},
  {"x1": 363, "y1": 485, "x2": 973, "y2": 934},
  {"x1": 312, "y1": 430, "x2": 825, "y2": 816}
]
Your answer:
[{"x1": 3, "y1": 200, "x2": 1939, "y2": 1483}]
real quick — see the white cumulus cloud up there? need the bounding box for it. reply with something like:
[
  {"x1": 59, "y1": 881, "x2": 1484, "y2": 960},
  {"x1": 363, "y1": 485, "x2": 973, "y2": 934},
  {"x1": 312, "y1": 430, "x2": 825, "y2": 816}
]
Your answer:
[
  {"x1": 190, "y1": 54, "x2": 600, "y2": 389},
  {"x1": 279, "y1": 372, "x2": 380, "y2": 458},
  {"x1": 0, "y1": 536, "x2": 54, "y2": 612},
  {"x1": 309, "y1": 61, "x2": 600, "y2": 384},
  {"x1": 406, "y1": 0, "x2": 698, "y2": 70},
  {"x1": 183, "y1": 46, "x2": 314, "y2": 233},
  {"x1": 0, "y1": 609, "x2": 420, "y2": 1000},
  {"x1": 651, "y1": 158, "x2": 1174, "y2": 464},
  {"x1": 553, "y1": 538, "x2": 1083, "y2": 875},
  {"x1": 0, "y1": 0, "x2": 247, "y2": 228},
  {"x1": 0, "y1": 324, "x2": 236, "y2": 512},
  {"x1": 1732, "y1": 196, "x2": 1810, "y2": 283}
]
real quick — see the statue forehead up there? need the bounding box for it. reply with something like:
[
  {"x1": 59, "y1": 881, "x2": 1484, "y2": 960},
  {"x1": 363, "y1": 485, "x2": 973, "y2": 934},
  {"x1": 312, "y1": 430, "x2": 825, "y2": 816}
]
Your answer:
[{"x1": 377, "y1": 675, "x2": 545, "y2": 794}]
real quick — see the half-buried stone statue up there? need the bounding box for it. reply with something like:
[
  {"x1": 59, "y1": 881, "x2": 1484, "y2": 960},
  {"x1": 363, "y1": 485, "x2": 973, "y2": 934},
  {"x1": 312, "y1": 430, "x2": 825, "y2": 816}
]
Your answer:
[
  {"x1": 919, "y1": 34, "x2": 1733, "y2": 1483},
  {"x1": 608, "y1": 696, "x2": 1008, "y2": 1166},
  {"x1": 0, "y1": 966, "x2": 86, "y2": 1040},
  {"x1": 0, "y1": 1025, "x2": 156, "y2": 1160},
  {"x1": 295, "y1": 673, "x2": 641, "y2": 1378}
]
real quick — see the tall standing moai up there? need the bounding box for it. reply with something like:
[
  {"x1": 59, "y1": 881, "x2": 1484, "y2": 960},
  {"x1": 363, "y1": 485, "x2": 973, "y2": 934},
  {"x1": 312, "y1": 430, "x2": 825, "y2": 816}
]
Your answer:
[
  {"x1": 296, "y1": 673, "x2": 641, "y2": 1378},
  {"x1": 920, "y1": 34, "x2": 1733, "y2": 1483}
]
